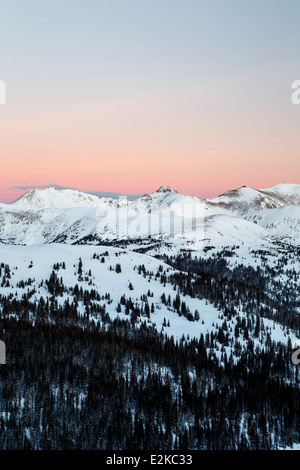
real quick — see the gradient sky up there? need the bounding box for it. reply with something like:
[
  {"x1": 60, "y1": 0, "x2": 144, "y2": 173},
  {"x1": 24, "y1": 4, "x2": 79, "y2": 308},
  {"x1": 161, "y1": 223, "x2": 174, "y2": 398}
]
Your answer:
[{"x1": 0, "y1": 0, "x2": 300, "y2": 203}]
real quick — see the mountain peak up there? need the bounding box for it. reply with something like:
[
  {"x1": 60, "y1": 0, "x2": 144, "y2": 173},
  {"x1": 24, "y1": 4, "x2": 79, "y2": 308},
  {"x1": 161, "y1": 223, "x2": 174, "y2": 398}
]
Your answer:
[
  {"x1": 12, "y1": 187, "x2": 104, "y2": 209},
  {"x1": 154, "y1": 186, "x2": 178, "y2": 194}
]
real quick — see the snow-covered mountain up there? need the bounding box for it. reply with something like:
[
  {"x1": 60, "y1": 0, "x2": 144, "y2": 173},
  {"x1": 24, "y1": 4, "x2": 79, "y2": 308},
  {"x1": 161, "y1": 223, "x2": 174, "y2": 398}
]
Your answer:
[
  {"x1": 2, "y1": 183, "x2": 299, "y2": 351},
  {"x1": 206, "y1": 183, "x2": 300, "y2": 215},
  {"x1": 0, "y1": 183, "x2": 299, "y2": 251},
  {"x1": 12, "y1": 187, "x2": 114, "y2": 209},
  {"x1": 1, "y1": 185, "x2": 299, "y2": 451}
]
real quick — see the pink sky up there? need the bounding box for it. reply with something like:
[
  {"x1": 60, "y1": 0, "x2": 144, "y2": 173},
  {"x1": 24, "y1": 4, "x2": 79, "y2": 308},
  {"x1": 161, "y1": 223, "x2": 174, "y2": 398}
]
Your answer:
[
  {"x1": 1, "y1": 3, "x2": 300, "y2": 204},
  {"x1": 1, "y1": 80, "x2": 300, "y2": 204},
  {"x1": 2, "y1": 118, "x2": 300, "y2": 202}
]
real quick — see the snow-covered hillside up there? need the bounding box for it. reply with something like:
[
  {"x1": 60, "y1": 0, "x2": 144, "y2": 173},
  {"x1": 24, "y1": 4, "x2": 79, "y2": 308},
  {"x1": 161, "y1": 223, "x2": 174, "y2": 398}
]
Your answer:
[
  {"x1": 0, "y1": 244, "x2": 296, "y2": 354},
  {"x1": 245, "y1": 205, "x2": 300, "y2": 244}
]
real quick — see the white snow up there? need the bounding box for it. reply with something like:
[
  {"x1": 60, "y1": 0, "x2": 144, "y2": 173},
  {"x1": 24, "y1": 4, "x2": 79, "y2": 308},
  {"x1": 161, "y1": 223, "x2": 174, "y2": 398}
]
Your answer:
[{"x1": 0, "y1": 244, "x2": 296, "y2": 352}]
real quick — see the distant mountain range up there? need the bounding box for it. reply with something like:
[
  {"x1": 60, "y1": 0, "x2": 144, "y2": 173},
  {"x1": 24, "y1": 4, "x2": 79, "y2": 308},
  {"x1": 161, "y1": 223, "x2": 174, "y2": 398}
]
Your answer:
[{"x1": 0, "y1": 183, "x2": 299, "y2": 248}]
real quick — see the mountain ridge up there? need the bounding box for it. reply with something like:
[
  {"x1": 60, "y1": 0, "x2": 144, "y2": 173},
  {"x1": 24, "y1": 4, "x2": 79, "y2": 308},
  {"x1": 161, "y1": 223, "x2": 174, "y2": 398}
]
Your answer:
[
  {"x1": 0, "y1": 183, "x2": 299, "y2": 248},
  {"x1": 6, "y1": 182, "x2": 300, "y2": 209}
]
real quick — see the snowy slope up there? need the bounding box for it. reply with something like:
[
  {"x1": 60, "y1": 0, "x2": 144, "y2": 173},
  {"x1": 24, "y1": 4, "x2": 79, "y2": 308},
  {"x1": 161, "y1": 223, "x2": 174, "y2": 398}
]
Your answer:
[
  {"x1": 245, "y1": 205, "x2": 300, "y2": 244},
  {"x1": 206, "y1": 184, "x2": 300, "y2": 215},
  {"x1": 0, "y1": 244, "x2": 295, "y2": 350}
]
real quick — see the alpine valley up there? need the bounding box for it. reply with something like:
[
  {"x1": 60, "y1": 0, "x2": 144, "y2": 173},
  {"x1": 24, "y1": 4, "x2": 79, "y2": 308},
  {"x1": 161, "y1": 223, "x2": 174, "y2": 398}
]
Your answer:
[{"x1": 0, "y1": 184, "x2": 299, "y2": 450}]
